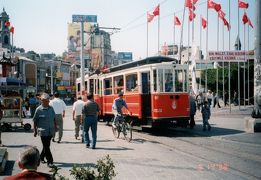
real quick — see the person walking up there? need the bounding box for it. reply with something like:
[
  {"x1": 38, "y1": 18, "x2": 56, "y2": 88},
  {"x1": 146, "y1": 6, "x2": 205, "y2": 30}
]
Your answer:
[
  {"x1": 81, "y1": 93, "x2": 100, "y2": 149},
  {"x1": 49, "y1": 92, "x2": 66, "y2": 143},
  {"x1": 29, "y1": 94, "x2": 38, "y2": 118},
  {"x1": 72, "y1": 96, "x2": 85, "y2": 140},
  {"x1": 201, "y1": 100, "x2": 211, "y2": 131},
  {"x1": 213, "y1": 92, "x2": 221, "y2": 108},
  {"x1": 33, "y1": 93, "x2": 56, "y2": 168},
  {"x1": 224, "y1": 91, "x2": 229, "y2": 106},
  {"x1": 3, "y1": 146, "x2": 52, "y2": 180},
  {"x1": 189, "y1": 95, "x2": 197, "y2": 129},
  {"x1": 206, "y1": 90, "x2": 213, "y2": 108}
]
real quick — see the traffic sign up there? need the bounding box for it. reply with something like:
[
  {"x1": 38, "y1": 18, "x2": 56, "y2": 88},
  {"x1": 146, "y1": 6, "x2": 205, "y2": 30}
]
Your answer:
[{"x1": 72, "y1": 15, "x2": 97, "y2": 23}]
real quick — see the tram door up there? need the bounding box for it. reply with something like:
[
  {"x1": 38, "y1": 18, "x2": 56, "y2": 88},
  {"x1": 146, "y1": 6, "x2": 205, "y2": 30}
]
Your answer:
[{"x1": 141, "y1": 72, "x2": 152, "y2": 118}]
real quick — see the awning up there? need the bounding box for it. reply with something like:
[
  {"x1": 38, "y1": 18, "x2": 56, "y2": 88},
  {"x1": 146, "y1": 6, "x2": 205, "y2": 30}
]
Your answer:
[{"x1": 0, "y1": 77, "x2": 26, "y2": 90}]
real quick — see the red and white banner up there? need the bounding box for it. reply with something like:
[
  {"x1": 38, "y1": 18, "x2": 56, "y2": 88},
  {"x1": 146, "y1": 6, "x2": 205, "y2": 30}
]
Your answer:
[{"x1": 208, "y1": 51, "x2": 248, "y2": 61}]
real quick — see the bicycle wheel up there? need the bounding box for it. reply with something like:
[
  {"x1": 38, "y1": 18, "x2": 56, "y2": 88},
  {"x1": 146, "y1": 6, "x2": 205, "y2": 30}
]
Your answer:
[
  {"x1": 123, "y1": 122, "x2": 132, "y2": 142},
  {"x1": 112, "y1": 125, "x2": 120, "y2": 138}
]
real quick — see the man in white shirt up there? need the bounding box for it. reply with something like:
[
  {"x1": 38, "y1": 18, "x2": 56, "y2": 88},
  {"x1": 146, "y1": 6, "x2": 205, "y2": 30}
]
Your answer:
[
  {"x1": 49, "y1": 92, "x2": 66, "y2": 143},
  {"x1": 72, "y1": 96, "x2": 85, "y2": 140}
]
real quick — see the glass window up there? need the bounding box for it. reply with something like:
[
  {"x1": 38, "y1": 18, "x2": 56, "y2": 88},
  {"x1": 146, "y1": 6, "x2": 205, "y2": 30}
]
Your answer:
[
  {"x1": 153, "y1": 70, "x2": 157, "y2": 92},
  {"x1": 184, "y1": 69, "x2": 188, "y2": 92},
  {"x1": 125, "y1": 73, "x2": 138, "y2": 93},
  {"x1": 164, "y1": 69, "x2": 173, "y2": 92},
  {"x1": 175, "y1": 69, "x2": 183, "y2": 92},
  {"x1": 104, "y1": 78, "x2": 112, "y2": 95},
  {"x1": 85, "y1": 81, "x2": 88, "y2": 91},
  {"x1": 89, "y1": 79, "x2": 94, "y2": 94},
  {"x1": 113, "y1": 75, "x2": 124, "y2": 94},
  {"x1": 158, "y1": 69, "x2": 163, "y2": 92},
  {"x1": 77, "y1": 83, "x2": 80, "y2": 92}
]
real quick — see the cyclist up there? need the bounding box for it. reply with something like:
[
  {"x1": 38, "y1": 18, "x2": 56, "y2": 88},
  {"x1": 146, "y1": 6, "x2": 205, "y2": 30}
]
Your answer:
[{"x1": 112, "y1": 92, "x2": 131, "y2": 128}]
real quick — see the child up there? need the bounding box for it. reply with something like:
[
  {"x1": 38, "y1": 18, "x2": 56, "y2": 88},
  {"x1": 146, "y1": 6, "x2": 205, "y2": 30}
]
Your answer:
[{"x1": 201, "y1": 100, "x2": 211, "y2": 131}]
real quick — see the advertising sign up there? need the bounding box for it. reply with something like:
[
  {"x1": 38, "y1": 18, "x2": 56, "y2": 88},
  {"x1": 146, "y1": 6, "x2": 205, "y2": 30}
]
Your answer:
[
  {"x1": 67, "y1": 23, "x2": 91, "y2": 58},
  {"x1": 91, "y1": 48, "x2": 101, "y2": 70},
  {"x1": 72, "y1": 15, "x2": 97, "y2": 23},
  {"x1": 118, "y1": 52, "x2": 133, "y2": 60},
  {"x1": 208, "y1": 51, "x2": 248, "y2": 62}
]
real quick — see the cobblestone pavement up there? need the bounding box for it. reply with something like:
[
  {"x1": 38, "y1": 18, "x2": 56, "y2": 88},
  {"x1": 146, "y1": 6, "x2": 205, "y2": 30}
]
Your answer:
[{"x1": 1, "y1": 105, "x2": 261, "y2": 180}]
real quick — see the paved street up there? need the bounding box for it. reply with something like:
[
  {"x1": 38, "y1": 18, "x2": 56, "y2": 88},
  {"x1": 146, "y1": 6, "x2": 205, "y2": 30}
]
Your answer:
[{"x1": 1, "y1": 105, "x2": 261, "y2": 180}]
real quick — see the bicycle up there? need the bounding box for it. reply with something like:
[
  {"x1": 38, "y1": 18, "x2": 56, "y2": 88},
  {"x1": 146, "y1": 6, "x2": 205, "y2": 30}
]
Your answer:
[{"x1": 112, "y1": 114, "x2": 132, "y2": 142}]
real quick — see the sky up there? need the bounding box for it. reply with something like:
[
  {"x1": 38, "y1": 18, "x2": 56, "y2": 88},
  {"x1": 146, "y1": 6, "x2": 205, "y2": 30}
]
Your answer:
[{"x1": 1, "y1": 0, "x2": 255, "y2": 60}]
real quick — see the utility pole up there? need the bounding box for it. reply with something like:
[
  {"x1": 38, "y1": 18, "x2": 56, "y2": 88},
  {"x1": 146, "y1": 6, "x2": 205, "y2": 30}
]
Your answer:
[{"x1": 252, "y1": 0, "x2": 261, "y2": 118}]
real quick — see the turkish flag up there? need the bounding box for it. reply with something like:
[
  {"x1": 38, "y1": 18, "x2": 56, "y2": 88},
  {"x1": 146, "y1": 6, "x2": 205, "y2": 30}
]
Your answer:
[
  {"x1": 208, "y1": 0, "x2": 221, "y2": 12},
  {"x1": 189, "y1": 8, "x2": 196, "y2": 21},
  {"x1": 10, "y1": 26, "x2": 14, "y2": 34},
  {"x1": 147, "y1": 13, "x2": 154, "y2": 23},
  {"x1": 248, "y1": 18, "x2": 253, "y2": 28},
  {"x1": 242, "y1": 12, "x2": 249, "y2": 25},
  {"x1": 4, "y1": 21, "x2": 10, "y2": 27},
  {"x1": 201, "y1": 17, "x2": 207, "y2": 29},
  {"x1": 222, "y1": 17, "x2": 231, "y2": 31},
  {"x1": 238, "y1": 0, "x2": 249, "y2": 9},
  {"x1": 153, "y1": 5, "x2": 160, "y2": 16},
  {"x1": 185, "y1": 0, "x2": 196, "y2": 10},
  {"x1": 218, "y1": 10, "x2": 226, "y2": 19},
  {"x1": 174, "y1": 16, "x2": 181, "y2": 26}
]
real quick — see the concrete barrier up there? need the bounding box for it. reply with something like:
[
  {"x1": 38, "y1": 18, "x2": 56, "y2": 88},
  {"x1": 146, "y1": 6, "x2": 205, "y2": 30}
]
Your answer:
[
  {"x1": 245, "y1": 117, "x2": 261, "y2": 133},
  {"x1": 0, "y1": 148, "x2": 8, "y2": 174}
]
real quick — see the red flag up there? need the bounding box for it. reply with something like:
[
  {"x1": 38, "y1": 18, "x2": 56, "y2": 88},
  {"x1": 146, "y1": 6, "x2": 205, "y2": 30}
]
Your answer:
[
  {"x1": 185, "y1": 0, "x2": 196, "y2": 10},
  {"x1": 242, "y1": 12, "x2": 248, "y2": 24},
  {"x1": 10, "y1": 26, "x2": 14, "y2": 34},
  {"x1": 208, "y1": 0, "x2": 221, "y2": 12},
  {"x1": 189, "y1": 8, "x2": 196, "y2": 21},
  {"x1": 248, "y1": 18, "x2": 253, "y2": 28},
  {"x1": 201, "y1": 17, "x2": 207, "y2": 29},
  {"x1": 218, "y1": 10, "x2": 226, "y2": 19},
  {"x1": 147, "y1": 13, "x2": 154, "y2": 23},
  {"x1": 222, "y1": 17, "x2": 231, "y2": 31},
  {"x1": 4, "y1": 21, "x2": 10, "y2": 27},
  {"x1": 238, "y1": 0, "x2": 249, "y2": 9},
  {"x1": 153, "y1": 5, "x2": 160, "y2": 16},
  {"x1": 174, "y1": 16, "x2": 181, "y2": 26}
]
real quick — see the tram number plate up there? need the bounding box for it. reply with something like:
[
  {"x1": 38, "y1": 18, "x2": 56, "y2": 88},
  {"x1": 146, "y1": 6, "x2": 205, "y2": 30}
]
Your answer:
[{"x1": 153, "y1": 109, "x2": 162, "y2": 113}]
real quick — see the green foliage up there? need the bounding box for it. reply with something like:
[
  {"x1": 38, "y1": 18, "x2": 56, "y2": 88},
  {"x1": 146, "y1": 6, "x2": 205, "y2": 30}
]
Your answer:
[{"x1": 50, "y1": 155, "x2": 116, "y2": 180}]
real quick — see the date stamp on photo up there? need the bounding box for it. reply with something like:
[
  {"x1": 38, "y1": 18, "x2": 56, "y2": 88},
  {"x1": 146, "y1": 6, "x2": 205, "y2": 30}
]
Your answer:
[{"x1": 197, "y1": 163, "x2": 229, "y2": 171}]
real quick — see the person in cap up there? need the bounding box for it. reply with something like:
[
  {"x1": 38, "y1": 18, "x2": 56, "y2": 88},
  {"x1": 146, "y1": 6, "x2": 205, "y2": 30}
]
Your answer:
[
  {"x1": 49, "y1": 92, "x2": 66, "y2": 143},
  {"x1": 33, "y1": 93, "x2": 56, "y2": 168},
  {"x1": 3, "y1": 146, "x2": 52, "y2": 180},
  {"x1": 111, "y1": 92, "x2": 131, "y2": 128}
]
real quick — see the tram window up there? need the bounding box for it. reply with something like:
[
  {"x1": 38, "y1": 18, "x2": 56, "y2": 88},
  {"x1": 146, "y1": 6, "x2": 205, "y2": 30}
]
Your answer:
[
  {"x1": 113, "y1": 75, "x2": 124, "y2": 94},
  {"x1": 158, "y1": 69, "x2": 164, "y2": 92},
  {"x1": 85, "y1": 81, "x2": 88, "y2": 91},
  {"x1": 125, "y1": 73, "x2": 138, "y2": 93},
  {"x1": 104, "y1": 78, "x2": 112, "y2": 95},
  {"x1": 184, "y1": 69, "x2": 188, "y2": 92},
  {"x1": 89, "y1": 79, "x2": 94, "y2": 94},
  {"x1": 165, "y1": 69, "x2": 173, "y2": 92},
  {"x1": 153, "y1": 70, "x2": 157, "y2": 92},
  {"x1": 77, "y1": 83, "x2": 80, "y2": 92},
  {"x1": 175, "y1": 70, "x2": 183, "y2": 92}
]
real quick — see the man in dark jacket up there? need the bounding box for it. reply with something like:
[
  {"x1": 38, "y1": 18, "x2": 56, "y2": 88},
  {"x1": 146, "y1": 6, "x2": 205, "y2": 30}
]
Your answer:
[{"x1": 189, "y1": 95, "x2": 197, "y2": 129}]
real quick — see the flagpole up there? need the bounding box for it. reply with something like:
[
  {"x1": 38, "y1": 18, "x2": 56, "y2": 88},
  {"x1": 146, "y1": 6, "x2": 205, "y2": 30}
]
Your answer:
[
  {"x1": 147, "y1": 12, "x2": 149, "y2": 57},
  {"x1": 247, "y1": 22, "x2": 250, "y2": 105},
  {"x1": 222, "y1": 21, "x2": 225, "y2": 106},
  {"x1": 179, "y1": 3, "x2": 186, "y2": 63},
  {"x1": 173, "y1": 13, "x2": 176, "y2": 58},
  {"x1": 158, "y1": 10, "x2": 160, "y2": 55},
  {"x1": 229, "y1": 0, "x2": 231, "y2": 112},
  {"x1": 243, "y1": 10, "x2": 246, "y2": 108},
  {"x1": 200, "y1": 15, "x2": 202, "y2": 89},
  {"x1": 238, "y1": 0, "x2": 241, "y2": 110},
  {"x1": 206, "y1": 2, "x2": 209, "y2": 93},
  {"x1": 216, "y1": 15, "x2": 219, "y2": 103}
]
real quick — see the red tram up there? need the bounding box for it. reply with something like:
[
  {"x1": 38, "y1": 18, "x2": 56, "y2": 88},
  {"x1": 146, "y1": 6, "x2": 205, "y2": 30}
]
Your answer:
[{"x1": 76, "y1": 56, "x2": 190, "y2": 128}]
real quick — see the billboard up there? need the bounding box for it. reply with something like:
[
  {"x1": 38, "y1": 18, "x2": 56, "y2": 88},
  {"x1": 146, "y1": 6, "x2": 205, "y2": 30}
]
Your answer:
[
  {"x1": 117, "y1": 52, "x2": 133, "y2": 60},
  {"x1": 72, "y1": 15, "x2": 97, "y2": 23},
  {"x1": 67, "y1": 23, "x2": 92, "y2": 59},
  {"x1": 91, "y1": 48, "x2": 102, "y2": 70},
  {"x1": 208, "y1": 51, "x2": 248, "y2": 62}
]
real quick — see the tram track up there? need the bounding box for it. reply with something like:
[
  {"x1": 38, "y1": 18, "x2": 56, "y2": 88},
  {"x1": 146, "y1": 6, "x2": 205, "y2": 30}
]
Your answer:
[{"x1": 131, "y1": 127, "x2": 261, "y2": 180}]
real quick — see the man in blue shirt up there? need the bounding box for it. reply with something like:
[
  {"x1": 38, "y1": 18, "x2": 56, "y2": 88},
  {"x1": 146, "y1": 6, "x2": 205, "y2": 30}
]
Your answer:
[{"x1": 112, "y1": 92, "x2": 131, "y2": 128}]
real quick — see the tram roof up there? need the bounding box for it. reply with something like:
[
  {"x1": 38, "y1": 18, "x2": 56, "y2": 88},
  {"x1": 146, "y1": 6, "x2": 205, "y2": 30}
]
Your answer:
[{"x1": 108, "y1": 56, "x2": 178, "y2": 73}]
